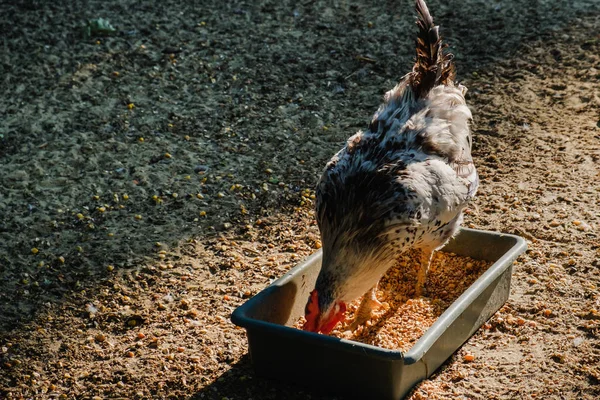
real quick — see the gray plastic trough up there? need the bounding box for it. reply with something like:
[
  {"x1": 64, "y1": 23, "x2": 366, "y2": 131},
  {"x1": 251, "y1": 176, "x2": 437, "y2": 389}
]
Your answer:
[{"x1": 231, "y1": 228, "x2": 527, "y2": 399}]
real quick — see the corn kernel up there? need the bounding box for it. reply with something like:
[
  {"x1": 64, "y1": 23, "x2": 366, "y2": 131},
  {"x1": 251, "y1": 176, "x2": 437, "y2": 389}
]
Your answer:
[
  {"x1": 76, "y1": 213, "x2": 85, "y2": 220},
  {"x1": 164, "y1": 152, "x2": 172, "y2": 159},
  {"x1": 31, "y1": 247, "x2": 39, "y2": 255},
  {"x1": 58, "y1": 256, "x2": 65, "y2": 264},
  {"x1": 199, "y1": 210, "x2": 207, "y2": 217},
  {"x1": 128, "y1": 103, "x2": 135, "y2": 110},
  {"x1": 123, "y1": 194, "x2": 129, "y2": 200},
  {"x1": 107, "y1": 265, "x2": 114, "y2": 272},
  {"x1": 134, "y1": 215, "x2": 142, "y2": 220}
]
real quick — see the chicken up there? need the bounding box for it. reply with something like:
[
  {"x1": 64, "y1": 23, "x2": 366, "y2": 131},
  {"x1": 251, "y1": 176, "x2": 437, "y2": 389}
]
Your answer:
[{"x1": 303, "y1": 0, "x2": 478, "y2": 334}]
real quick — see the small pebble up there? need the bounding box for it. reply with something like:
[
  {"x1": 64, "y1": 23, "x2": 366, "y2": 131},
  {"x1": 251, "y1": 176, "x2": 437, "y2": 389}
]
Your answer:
[{"x1": 194, "y1": 165, "x2": 209, "y2": 173}]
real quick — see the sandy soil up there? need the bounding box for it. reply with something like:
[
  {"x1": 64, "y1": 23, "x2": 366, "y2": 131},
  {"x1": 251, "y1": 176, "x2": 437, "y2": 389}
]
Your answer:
[{"x1": 1, "y1": 0, "x2": 599, "y2": 399}]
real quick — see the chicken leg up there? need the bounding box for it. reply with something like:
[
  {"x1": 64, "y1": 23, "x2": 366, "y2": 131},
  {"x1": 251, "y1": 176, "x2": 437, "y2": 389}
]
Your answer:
[
  {"x1": 347, "y1": 285, "x2": 382, "y2": 331},
  {"x1": 415, "y1": 247, "x2": 434, "y2": 297}
]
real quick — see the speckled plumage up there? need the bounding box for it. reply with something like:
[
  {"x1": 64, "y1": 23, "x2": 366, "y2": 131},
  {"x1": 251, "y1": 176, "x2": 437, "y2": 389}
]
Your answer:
[{"x1": 305, "y1": 0, "x2": 479, "y2": 332}]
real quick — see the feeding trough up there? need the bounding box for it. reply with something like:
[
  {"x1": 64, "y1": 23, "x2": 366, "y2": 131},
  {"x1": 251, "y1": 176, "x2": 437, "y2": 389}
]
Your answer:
[{"x1": 231, "y1": 228, "x2": 527, "y2": 399}]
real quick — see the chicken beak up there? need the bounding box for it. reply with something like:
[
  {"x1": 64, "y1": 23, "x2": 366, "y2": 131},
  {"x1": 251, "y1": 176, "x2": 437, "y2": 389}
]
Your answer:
[
  {"x1": 303, "y1": 293, "x2": 346, "y2": 334},
  {"x1": 318, "y1": 302, "x2": 347, "y2": 334}
]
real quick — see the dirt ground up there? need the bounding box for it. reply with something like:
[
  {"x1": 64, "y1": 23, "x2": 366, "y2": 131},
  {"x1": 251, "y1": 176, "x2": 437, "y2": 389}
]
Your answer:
[{"x1": 1, "y1": 0, "x2": 599, "y2": 399}]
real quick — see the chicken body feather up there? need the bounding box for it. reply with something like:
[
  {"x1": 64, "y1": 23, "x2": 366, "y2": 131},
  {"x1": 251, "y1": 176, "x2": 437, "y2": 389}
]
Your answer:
[{"x1": 304, "y1": 0, "x2": 478, "y2": 334}]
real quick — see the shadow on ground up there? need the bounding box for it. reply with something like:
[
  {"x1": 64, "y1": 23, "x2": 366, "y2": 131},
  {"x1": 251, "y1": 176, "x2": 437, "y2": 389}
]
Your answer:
[
  {"x1": 0, "y1": 0, "x2": 598, "y2": 398},
  {"x1": 190, "y1": 354, "x2": 342, "y2": 400}
]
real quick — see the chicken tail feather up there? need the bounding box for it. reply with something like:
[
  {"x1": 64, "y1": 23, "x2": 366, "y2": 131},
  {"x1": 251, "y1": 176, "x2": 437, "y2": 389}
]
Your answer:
[{"x1": 412, "y1": 0, "x2": 455, "y2": 98}]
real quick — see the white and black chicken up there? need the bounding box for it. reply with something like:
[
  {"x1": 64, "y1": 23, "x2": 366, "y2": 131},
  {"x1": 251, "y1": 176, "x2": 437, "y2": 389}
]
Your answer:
[{"x1": 303, "y1": 0, "x2": 478, "y2": 334}]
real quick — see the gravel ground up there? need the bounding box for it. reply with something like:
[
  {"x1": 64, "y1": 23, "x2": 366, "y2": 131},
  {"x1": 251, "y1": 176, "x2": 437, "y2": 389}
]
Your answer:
[{"x1": 1, "y1": 0, "x2": 599, "y2": 399}]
